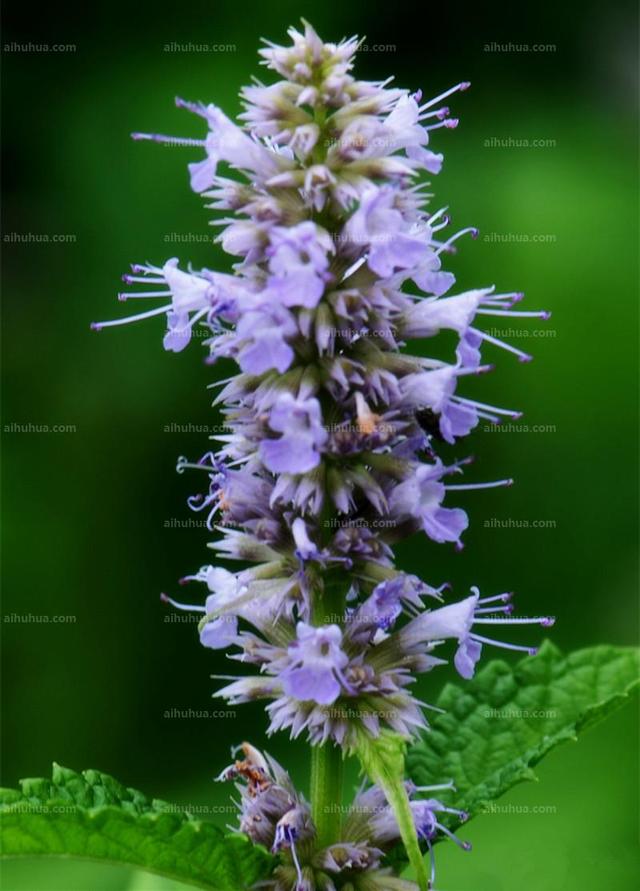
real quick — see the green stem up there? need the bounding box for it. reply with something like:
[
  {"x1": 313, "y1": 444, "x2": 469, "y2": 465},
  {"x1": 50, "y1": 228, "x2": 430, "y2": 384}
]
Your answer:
[
  {"x1": 310, "y1": 741, "x2": 344, "y2": 848},
  {"x1": 309, "y1": 550, "x2": 348, "y2": 847}
]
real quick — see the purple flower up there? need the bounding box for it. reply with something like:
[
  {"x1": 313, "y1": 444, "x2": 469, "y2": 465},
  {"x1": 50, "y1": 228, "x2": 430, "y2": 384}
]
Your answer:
[
  {"x1": 345, "y1": 185, "x2": 430, "y2": 277},
  {"x1": 389, "y1": 462, "x2": 469, "y2": 546},
  {"x1": 235, "y1": 304, "x2": 297, "y2": 374},
  {"x1": 264, "y1": 222, "x2": 334, "y2": 309},
  {"x1": 260, "y1": 393, "x2": 328, "y2": 474},
  {"x1": 99, "y1": 22, "x2": 555, "y2": 887},
  {"x1": 281, "y1": 623, "x2": 349, "y2": 705},
  {"x1": 401, "y1": 587, "x2": 555, "y2": 678}
]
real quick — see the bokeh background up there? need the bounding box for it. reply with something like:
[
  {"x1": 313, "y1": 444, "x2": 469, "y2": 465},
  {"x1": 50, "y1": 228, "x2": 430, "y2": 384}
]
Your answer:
[{"x1": 1, "y1": 0, "x2": 638, "y2": 888}]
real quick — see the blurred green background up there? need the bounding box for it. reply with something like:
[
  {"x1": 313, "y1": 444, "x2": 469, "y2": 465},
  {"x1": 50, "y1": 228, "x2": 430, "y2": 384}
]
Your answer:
[{"x1": 1, "y1": 0, "x2": 638, "y2": 888}]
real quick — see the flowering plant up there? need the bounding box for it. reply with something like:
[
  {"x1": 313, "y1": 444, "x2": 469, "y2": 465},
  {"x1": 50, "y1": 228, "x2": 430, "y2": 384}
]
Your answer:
[{"x1": 1, "y1": 22, "x2": 637, "y2": 891}]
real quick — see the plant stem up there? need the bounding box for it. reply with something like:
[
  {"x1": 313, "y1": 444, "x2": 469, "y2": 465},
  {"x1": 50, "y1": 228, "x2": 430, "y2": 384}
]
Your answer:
[
  {"x1": 309, "y1": 567, "x2": 347, "y2": 847},
  {"x1": 310, "y1": 741, "x2": 343, "y2": 848}
]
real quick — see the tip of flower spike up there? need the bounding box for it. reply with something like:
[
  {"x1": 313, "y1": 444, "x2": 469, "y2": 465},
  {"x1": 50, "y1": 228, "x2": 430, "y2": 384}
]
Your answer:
[
  {"x1": 437, "y1": 106, "x2": 450, "y2": 119},
  {"x1": 528, "y1": 647, "x2": 539, "y2": 656},
  {"x1": 459, "y1": 811, "x2": 469, "y2": 822},
  {"x1": 455, "y1": 542, "x2": 465, "y2": 552},
  {"x1": 117, "y1": 293, "x2": 128, "y2": 302},
  {"x1": 470, "y1": 227, "x2": 479, "y2": 239},
  {"x1": 462, "y1": 841, "x2": 473, "y2": 851},
  {"x1": 459, "y1": 81, "x2": 471, "y2": 91},
  {"x1": 541, "y1": 311, "x2": 552, "y2": 320},
  {"x1": 178, "y1": 577, "x2": 190, "y2": 586},
  {"x1": 518, "y1": 353, "x2": 534, "y2": 363},
  {"x1": 443, "y1": 117, "x2": 459, "y2": 129},
  {"x1": 476, "y1": 364, "x2": 494, "y2": 375},
  {"x1": 90, "y1": 322, "x2": 102, "y2": 331},
  {"x1": 160, "y1": 593, "x2": 171, "y2": 604},
  {"x1": 541, "y1": 616, "x2": 556, "y2": 627}
]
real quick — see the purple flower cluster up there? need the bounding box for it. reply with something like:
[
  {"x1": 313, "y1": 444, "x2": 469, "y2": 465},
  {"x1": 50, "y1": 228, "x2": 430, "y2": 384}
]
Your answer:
[
  {"x1": 96, "y1": 22, "x2": 554, "y2": 891},
  {"x1": 219, "y1": 742, "x2": 469, "y2": 891}
]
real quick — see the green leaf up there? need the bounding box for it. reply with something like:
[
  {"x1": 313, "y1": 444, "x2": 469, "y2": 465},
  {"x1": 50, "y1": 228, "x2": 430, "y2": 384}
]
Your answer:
[
  {"x1": 354, "y1": 730, "x2": 429, "y2": 891},
  {"x1": 407, "y1": 642, "x2": 639, "y2": 827},
  {"x1": 0, "y1": 764, "x2": 274, "y2": 890}
]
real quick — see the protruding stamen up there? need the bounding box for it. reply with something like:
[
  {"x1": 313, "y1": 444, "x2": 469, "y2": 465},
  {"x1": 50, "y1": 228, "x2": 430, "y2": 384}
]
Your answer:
[
  {"x1": 131, "y1": 132, "x2": 206, "y2": 147},
  {"x1": 435, "y1": 227, "x2": 479, "y2": 255},
  {"x1": 118, "y1": 290, "x2": 170, "y2": 300},
  {"x1": 478, "y1": 592, "x2": 513, "y2": 605},
  {"x1": 476, "y1": 309, "x2": 551, "y2": 319},
  {"x1": 446, "y1": 478, "x2": 513, "y2": 491},
  {"x1": 474, "y1": 615, "x2": 555, "y2": 626},
  {"x1": 160, "y1": 592, "x2": 206, "y2": 612},
  {"x1": 471, "y1": 327, "x2": 533, "y2": 362},
  {"x1": 419, "y1": 81, "x2": 470, "y2": 113},
  {"x1": 90, "y1": 304, "x2": 169, "y2": 330},
  {"x1": 471, "y1": 633, "x2": 537, "y2": 655}
]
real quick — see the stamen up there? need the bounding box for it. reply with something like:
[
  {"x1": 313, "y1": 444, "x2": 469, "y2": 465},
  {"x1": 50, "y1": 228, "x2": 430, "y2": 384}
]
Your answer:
[
  {"x1": 435, "y1": 227, "x2": 479, "y2": 255},
  {"x1": 176, "y1": 456, "x2": 217, "y2": 474},
  {"x1": 426, "y1": 118, "x2": 459, "y2": 131},
  {"x1": 131, "y1": 132, "x2": 206, "y2": 147},
  {"x1": 476, "y1": 309, "x2": 551, "y2": 319},
  {"x1": 478, "y1": 592, "x2": 513, "y2": 605},
  {"x1": 419, "y1": 81, "x2": 470, "y2": 113},
  {"x1": 470, "y1": 633, "x2": 537, "y2": 655},
  {"x1": 413, "y1": 780, "x2": 456, "y2": 793},
  {"x1": 436, "y1": 822, "x2": 472, "y2": 851},
  {"x1": 90, "y1": 304, "x2": 169, "y2": 330},
  {"x1": 121, "y1": 275, "x2": 165, "y2": 284},
  {"x1": 473, "y1": 616, "x2": 555, "y2": 626},
  {"x1": 160, "y1": 592, "x2": 205, "y2": 612},
  {"x1": 470, "y1": 327, "x2": 532, "y2": 362},
  {"x1": 446, "y1": 478, "x2": 513, "y2": 491},
  {"x1": 474, "y1": 605, "x2": 514, "y2": 615},
  {"x1": 426, "y1": 838, "x2": 436, "y2": 890},
  {"x1": 455, "y1": 395, "x2": 522, "y2": 417},
  {"x1": 118, "y1": 290, "x2": 170, "y2": 301}
]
